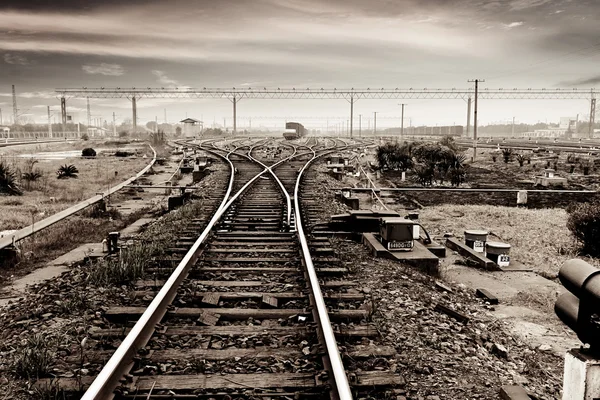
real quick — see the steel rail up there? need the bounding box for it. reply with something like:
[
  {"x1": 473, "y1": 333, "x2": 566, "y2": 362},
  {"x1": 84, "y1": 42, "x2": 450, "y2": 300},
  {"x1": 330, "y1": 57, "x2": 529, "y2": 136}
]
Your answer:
[
  {"x1": 81, "y1": 144, "x2": 241, "y2": 400},
  {"x1": 0, "y1": 145, "x2": 157, "y2": 251},
  {"x1": 83, "y1": 138, "x2": 342, "y2": 399},
  {"x1": 247, "y1": 141, "x2": 297, "y2": 228},
  {"x1": 293, "y1": 145, "x2": 354, "y2": 400}
]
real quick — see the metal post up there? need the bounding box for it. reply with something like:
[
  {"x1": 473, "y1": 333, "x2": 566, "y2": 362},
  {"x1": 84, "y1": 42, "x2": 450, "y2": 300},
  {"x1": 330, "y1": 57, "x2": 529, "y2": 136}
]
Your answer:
[
  {"x1": 60, "y1": 97, "x2": 67, "y2": 135},
  {"x1": 87, "y1": 97, "x2": 91, "y2": 136},
  {"x1": 468, "y1": 79, "x2": 484, "y2": 160},
  {"x1": 233, "y1": 95, "x2": 237, "y2": 135},
  {"x1": 350, "y1": 95, "x2": 354, "y2": 138},
  {"x1": 373, "y1": 112, "x2": 377, "y2": 136},
  {"x1": 400, "y1": 103, "x2": 405, "y2": 143},
  {"x1": 512, "y1": 116, "x2": 515, "y2": 137},
  {"x1": 47, "y1": 106, "x2": 52, "y2": 138},
  {"x1": 590, "y1": 98, "x2": 596, "y2": 139},
  {"x1": 359, "y1": 114, "x2": 362, "y2": 137},
  {"x1": 132, "y1": 96, "x2": 137, "y2": 135},
  {"x1": 466, "y1": 97, "x2": 471, "y2": 139},
  {"x1": 12, "y1": 85, "x2": 18, "y2": 125}
]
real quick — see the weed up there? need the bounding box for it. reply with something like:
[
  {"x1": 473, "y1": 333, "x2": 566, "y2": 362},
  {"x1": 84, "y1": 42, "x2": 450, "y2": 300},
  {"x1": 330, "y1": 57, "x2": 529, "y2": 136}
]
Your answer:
[
  {"x1": 12, "y1": 334, "x2": 55, "y2": 379},
  {"x1": 86, "y1": 242, "x2": 160, "y2": 286}
]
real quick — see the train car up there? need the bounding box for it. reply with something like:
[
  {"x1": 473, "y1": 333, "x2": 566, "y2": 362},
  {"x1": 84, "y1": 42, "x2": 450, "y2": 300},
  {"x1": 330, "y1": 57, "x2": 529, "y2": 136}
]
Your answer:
[{"x1": 283, "y1": 122, "x2": 306, "y2": 140}]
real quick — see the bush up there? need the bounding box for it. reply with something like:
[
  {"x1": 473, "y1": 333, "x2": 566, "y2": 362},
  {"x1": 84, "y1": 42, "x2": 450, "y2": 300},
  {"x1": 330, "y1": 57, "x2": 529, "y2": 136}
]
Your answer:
[
  {"x1": 567, "y1": 202, "x2": 600, "y2": 256},
  {"x1": 119, "y1": 131, "x2": 128, "y2": 137},
  {"x1": 0, "y1": 161, "x2": 22, "y2": 195},
  {"x1": 82, "y1": 147, "x2": 96, "y2": 157},
  {"x1": 81, "y1": 133, "x2": 89, "y2": 141},
  {"x1": 115, "y1": 150, "x2": 133, "y2": 157},
  {"x1": 515, "y1": 153, "x2": 526, "y2": 167},
  {"x1": 502, "y1": 148, "x2": 513, "y2": 163},
  {"x1": 57, "y1": 164, "x2": 79, "y2": 179},
  {"x1": 412, "y1": 163, "x2": 435, "y2": 187},
  {"x1": 375, "y1": 143, "x2": 412, "y2": 171}
]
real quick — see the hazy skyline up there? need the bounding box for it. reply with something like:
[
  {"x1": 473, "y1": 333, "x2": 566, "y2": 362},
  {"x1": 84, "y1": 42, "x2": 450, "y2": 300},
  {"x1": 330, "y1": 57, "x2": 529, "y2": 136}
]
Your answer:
[{"x1": 1, "y1": 0, "x2": 599, "y2": 129}]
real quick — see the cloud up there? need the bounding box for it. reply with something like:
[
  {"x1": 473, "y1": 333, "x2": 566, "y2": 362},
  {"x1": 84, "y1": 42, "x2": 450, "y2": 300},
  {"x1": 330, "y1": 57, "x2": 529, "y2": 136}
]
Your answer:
[
  {"x1": 82, "y1": 62, "x2": 124, "y2": 76},
  {"x1": 4, "y1": 53, "x2": 30, "y2": 65},
  {"x1": 151, "y1": 70, "x2": 179, "y2": 87},
  {"x1": 503, "y1": 21, "x2": 524, "y2": 29},
  {"x1": 561, "y1": 75, "x2": 600, "y2": 87}
]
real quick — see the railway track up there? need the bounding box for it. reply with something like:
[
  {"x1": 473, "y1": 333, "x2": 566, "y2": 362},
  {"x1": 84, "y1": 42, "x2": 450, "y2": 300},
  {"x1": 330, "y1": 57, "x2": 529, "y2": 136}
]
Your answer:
[{"x1": 37, "y1": 138, "x2": 400, "y2": 399}]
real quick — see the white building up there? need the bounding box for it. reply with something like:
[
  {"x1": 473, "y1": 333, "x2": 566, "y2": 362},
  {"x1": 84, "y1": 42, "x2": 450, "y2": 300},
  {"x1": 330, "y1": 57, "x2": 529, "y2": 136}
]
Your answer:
[{"x1": 180, "y1": 118, "x2": 203, "y2": 138}]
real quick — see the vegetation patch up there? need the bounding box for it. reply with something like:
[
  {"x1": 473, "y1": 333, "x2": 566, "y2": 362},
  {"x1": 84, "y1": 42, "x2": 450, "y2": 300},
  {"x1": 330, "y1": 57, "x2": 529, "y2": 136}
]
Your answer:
[
  {"x1": 56, "y1": 164, "x2": 79, "y2": 179},
  {"x1": 0, "y1": 160, "x2": 23, "y2": 195},
  {"x1": 567, "y1": 201, "x2": 600, "y2": 257}
]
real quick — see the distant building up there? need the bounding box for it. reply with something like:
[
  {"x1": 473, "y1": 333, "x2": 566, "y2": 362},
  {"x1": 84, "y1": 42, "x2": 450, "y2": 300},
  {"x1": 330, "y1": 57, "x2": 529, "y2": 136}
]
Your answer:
[
  {"x1": 180, "y1": 118, "x2": 203, "y2": 138},
  {"x1": 559, "y1": 117, "x2": 578, "y2": 131},
  {"x1": 1, "y1": 126, "x2": 10, "y2": 139}
]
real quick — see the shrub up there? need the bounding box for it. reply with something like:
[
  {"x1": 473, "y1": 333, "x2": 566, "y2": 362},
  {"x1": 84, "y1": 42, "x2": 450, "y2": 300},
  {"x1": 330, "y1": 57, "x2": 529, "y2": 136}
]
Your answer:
[
  {"x1": 118, "y1": 131, "x2": 128, "y2": 137},
  {"x1": 502, "y1": 148, "x2": 513, "y2": 163},
  {"x1": 567, "y1": 202, "x2": 600, "y2": 256},
  {"x1": 449, "y1": 166, "x2": 467, "y2": 187},
  {"x1": 81, "y1": 133, "x2": 89, "y2": 141},
  {"x1": 515, "y1": 153, "x2": 526, "y2": 167},
  {"x1": 0, "y1": 161, "x2": 22, "y2": 195},
  {"x1": 115, "y1": 150, "x2": 133, "y2": 157},
  {"x1": 412, "y1": 163, "x2": 435, "y2": 187},
  {"x1": 375, "y1": 143, "x2": 412, "y2": 171},
  {"x1": 82, "y1": 147, "x2": 97, "y2": 157},
  {"x1": 492, "y1": 155, "x2": 497, "y2": 162},
  {"x1": 57, "y1": 164, "x2": 79, "y2": 179}
]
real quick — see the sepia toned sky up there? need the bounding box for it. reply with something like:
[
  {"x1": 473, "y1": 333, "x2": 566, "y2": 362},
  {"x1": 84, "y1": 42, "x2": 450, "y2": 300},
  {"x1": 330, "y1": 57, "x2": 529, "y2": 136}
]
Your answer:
[{"x1": 0, "y1": 0, "x2": 599, "y2": 129}]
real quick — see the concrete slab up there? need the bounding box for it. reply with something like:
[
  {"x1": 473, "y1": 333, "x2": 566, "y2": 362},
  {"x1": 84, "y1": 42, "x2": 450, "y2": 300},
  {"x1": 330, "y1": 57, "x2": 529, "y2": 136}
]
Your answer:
[
  {"x1": 119, "y1": 217, "x2": 154, "y2": 238},
  {"x1": 363, "y1": 233, "x2": 439, "y2": 273},
  {"x1": 47, "y1": 242, "x2": 104, "y2": 266}
]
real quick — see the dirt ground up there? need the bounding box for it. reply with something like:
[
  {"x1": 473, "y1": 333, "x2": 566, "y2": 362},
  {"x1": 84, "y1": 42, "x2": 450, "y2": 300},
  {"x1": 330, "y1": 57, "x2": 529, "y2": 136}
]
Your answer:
[
  {"x1": 0, "y1": 140, "x2": 152, "y2": 231},
  {"x1": 308, "y1": 162, "x2": 564, "y2": 399}
]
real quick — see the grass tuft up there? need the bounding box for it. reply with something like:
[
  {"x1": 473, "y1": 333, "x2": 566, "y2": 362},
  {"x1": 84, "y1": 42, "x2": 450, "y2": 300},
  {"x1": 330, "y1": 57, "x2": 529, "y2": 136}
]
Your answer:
[{"x1": 12, "y1": 334, "x2": 55, "y2": 379}]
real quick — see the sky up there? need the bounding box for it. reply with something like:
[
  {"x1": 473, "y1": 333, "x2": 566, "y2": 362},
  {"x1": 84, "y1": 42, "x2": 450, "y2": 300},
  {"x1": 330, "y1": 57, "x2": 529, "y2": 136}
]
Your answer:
[{"x1": 0, "y1": 0, "x2": 599, "y2": 130}]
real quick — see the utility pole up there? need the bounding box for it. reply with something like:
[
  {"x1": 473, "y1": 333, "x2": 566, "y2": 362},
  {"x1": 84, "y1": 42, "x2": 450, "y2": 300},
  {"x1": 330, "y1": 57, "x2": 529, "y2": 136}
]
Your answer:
[
  {"x1": 466, "y1": 97, "x2": 472, "y2": 138},
  {"x1": 359, "y1": 114, "x2": 362, "y2": 137},
  {"x1": 399, "y1": 103, "x2": 406, "y2": 143},
  {"x1": 155, "y1": 115, "x2": 158, "y2": 133},
  {"x1": 349, "y1": 95, "x2": 354, "y2": 138},
  {"x1": 511, "y1": 116, "x2": 515, "y2": 137},
  {"x1": 47, "y1": 106, "x2": 52, "y2": 138},
  {"x1": 86, "y1": 97, "x2": 91, "y2": 135},
  {"x1": 112, "y1": 112, "x2": 116, "y2": 137},
  {"x1": 12, "y1": 85, "x2": 18, "y2": 125},
  {"x1": 60, "y1": 97, "x2": 67, "y2": 135},
  {"x1": 164, "y1": 108, "x2": 167, "y2": 124},
  {"x1": 468, "y1": 79, "x2": 484, "y2": 160},
  {"x1": 0, "y1": 108, "x2": 3, "y2": 125},
  {"x1": 232, "y1": 95, "x2": 237, "y2": 135},
  {"x1": 373, "y1": 112, "x2": 378, "y2": 136},
  {"x1": 590, "y1": 97, "x2": 596, "y2": 139},
  {"x1": 131, "y1": 96, "x2": 137, "y2": 135}
]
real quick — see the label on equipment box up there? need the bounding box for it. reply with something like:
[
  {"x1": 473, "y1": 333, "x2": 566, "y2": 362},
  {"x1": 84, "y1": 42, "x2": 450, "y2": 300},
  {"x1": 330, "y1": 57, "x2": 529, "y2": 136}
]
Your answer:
[
  {"x1": 473, "y1": 240, "x2": 485, "y2": 253},
  {"x1": 388, "y1": 240, "x2": 413, "y2": 250},
  {"x1": 498, "y1": 254, "x2": 510, "y2": 267}
]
